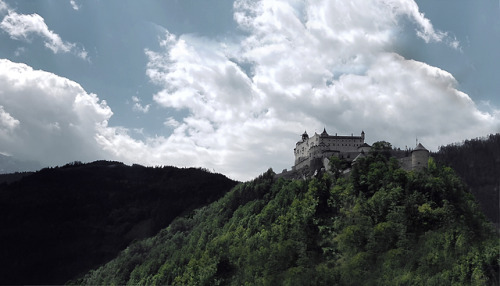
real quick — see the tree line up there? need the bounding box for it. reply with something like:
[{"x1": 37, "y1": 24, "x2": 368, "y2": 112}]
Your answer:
[
  {"x1": 74, "y1": 143, "x2": 499, "y2": 285},
  {"x1": 0, "y1": 161, "x2": 238, "y2": 285}
]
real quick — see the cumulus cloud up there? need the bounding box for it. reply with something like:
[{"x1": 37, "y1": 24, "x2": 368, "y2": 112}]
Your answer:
[
  {"x1": 386, "y1": 0, "x2": 460, "y2": 49},
  {"x1": 0, "y1": 6, "x2": 88, "y2": 59},
  {"x1": 133, "y1": 0, "x2": 497, "y2": 179},
  {"x1": 0, "y1": 59, "x2": 111, "y2": 164},
  {"x1": 0, "y1": 0, "x2": 497, "y2": 181},
  {"x1": 0, "y1": 105, "x2": 19, "y2": 132}
]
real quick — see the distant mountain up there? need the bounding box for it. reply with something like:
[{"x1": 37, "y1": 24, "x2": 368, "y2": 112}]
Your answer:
[
  {"x1": 0, "y1": 153, "x2": 41, "y2": 174},
  {"x1": 0, "y1": 161, "x2": 238, "y2": 285},
  {"x1": 432, "y1": 133, "x2": 500, "y2": 227},
  {"x1": 73, "y1": 146, "x2": 499, "y2": 285}
]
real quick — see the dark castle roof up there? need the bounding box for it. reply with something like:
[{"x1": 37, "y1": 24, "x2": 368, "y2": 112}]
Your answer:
[
  {"x1": 320, "y1": 128, "x2": 329, "y2": 137},
  {"x1": 413, "y1": 143, "x2": 428, "y2": 152}
]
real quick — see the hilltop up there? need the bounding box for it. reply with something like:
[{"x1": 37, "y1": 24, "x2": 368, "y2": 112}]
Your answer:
[
  {"x1": 0, "y1": 161, "x2": 238, "y2": 285},
  {"x1": 74, "y1": 144, "x2": 499, "y2": 285}
]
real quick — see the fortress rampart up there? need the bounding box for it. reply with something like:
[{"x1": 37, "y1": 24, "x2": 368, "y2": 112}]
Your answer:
[{"x1": 289, "y1": 128, "x2": 429, "y2": 174}]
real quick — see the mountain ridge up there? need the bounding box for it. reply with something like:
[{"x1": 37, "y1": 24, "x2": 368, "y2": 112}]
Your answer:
[{"x1": 0, "y1": 161, "x2": 238, "y2": 285}]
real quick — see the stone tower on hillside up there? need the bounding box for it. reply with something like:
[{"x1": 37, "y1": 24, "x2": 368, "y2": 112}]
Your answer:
[{"x1": 411, "y1": 143, "x2": 429, "y2": 171}]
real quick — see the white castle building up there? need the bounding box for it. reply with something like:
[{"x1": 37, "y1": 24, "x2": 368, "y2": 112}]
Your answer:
[
  {"x1": 293, "y1": 128, "x2": 369, "y2": 171},
  {"x1": 290, "y1": 128, "x2": 429, "y2": 173}
]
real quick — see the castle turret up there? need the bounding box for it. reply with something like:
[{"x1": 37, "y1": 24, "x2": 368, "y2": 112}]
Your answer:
[
  {"x1": 361, "y1": 130, "x2": 365, "y2": 140},
  {"x1": 321, "y1": 128, "x2": 329, "y2": 137},
  {"x1": 411, "y1": 143, "x2": 429, "y2": 171},
  {"x1": 301, "y1": 130, "x2": 309, "y2": 142}
]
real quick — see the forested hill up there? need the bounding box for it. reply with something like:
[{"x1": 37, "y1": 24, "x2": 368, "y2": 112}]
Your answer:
[
  {"x1": 0, "y1": 161, "x2": 238, "y2": 285},
  {"x1": 75, "y1": 148, "x2": 499, "y2": 285},
  {"x1": 432, "y1": 133, "x2": 500, "y2": 226}
]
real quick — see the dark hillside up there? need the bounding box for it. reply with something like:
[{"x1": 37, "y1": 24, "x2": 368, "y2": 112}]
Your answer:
[
  {"x1": 0, "y1": 171, "x2": 33, "y2": 184},
  {"x1": 432, "y1": 133, "x2": 500, "y2": 226},
  {"x1": 0, "y1": 161, "x2": 238, "y2": 285},
  {"x1": 76, "y1": 147, "x2": 499, "y2": 285}
]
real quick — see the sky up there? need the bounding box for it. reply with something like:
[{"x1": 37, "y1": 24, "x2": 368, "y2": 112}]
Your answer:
[{"x1": 0, "y1": 0, "x2": 498, "y2": 181}]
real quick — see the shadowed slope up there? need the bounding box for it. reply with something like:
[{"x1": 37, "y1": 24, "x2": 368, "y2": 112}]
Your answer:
[{"x1": 0, "y1": 161, "x2": 238, "y2": 285}]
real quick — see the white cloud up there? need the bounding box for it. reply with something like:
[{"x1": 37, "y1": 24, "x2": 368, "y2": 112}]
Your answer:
[
  {"x1": 164, "y1": 117, "x2": 180, "y2": 128},
  {"x1": 0, "y1": 9, "x2": 88, "y2": 59},
  {"x1": 0, "y1": 105, "x2": 20, "y2": 132},
  {"x1": 131, "y1": 96, "x2": 151, "y2": 113},
  {"x1": 135, "y1": 0, "x2": 497, "y2": 179},
  {"x1": 70, "y1": 0, "x2": 80, "y2": 11},
  {"x1": 77, "y1": 48, "x2": 88, "y2": 60},
  {"x1": 13, "y1": 46, "x2": 25, "y2": 56},
  {"x1": 0, "y1": 59, "x2": 111, "y2": 164},
  {"x1": 0, "y1": 0, "x2": 497, "y2": 181},
  {"x1": 0, "y1": 0, "x2": 7, "y2": 14},
  {"x1": 384, "y1": 0, "x2": 461, "y2": 49}
]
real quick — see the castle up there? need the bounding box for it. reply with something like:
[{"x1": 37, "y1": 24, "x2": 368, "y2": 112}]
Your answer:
[
  {"x1": 288, "y1": 128, "x2": 429, "y2": 174},
  {"x1": 397, "y1": 142, "x2": 430, "y2": 171}
]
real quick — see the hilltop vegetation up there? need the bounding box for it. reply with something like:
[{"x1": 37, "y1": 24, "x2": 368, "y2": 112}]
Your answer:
[
  {"x1": 75, "y1": 145, "x2": 499, "y2": 285},
  {"x1": 433, "y1": 133, "x2": 500, "y2": 226},
  {"x1": 0, "y1": 161, "x2": 238, "y2": 285}
]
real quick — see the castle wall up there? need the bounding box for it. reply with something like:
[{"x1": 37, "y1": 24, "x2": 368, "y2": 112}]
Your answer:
[
  {"x1": 412, "y1": 150, "x2": 429, "y2": 171},
  {"x1": 294, "y1": 131, "x2": 365, "y2": 168},
  {"x1": 399, "y1": 157, "x2": 412, "y2": 170},
  {"x1": 398, "y1": 148, "x2": 429, "y2": 172},
  {"x1": 338, "y1": 151, "x2": 361, "y2": 160},
  {"x1": 291, "y1": 129, "x2": 431, "y2": 175},
  {"x1": 293, "y1": 156, "x2": 310, "y2": 171}
]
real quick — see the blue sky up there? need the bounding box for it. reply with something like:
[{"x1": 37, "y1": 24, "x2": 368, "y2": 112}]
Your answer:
[{"x1": 0, "y1": 0, "x2": 498, "y2": 180}]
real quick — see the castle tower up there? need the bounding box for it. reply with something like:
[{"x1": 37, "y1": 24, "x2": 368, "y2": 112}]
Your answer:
[
  {"x1": 301, "y1": 130, "x2": 309, "y2": 142},
  {"x1": 321, "y1": 128, "x2": 328, "y2": 137},
  {"x1": 361, "y1": 130, "x2": 365, "y2": 140},
  {"x1": 411, "y1": 143, "x2": 429, "y2": 171}
]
